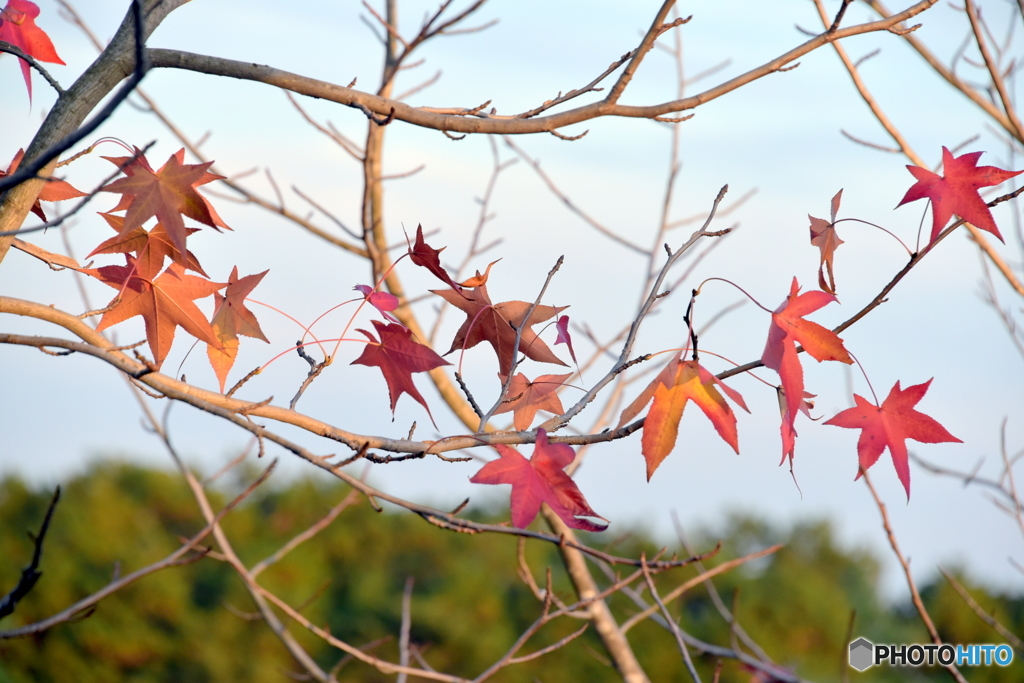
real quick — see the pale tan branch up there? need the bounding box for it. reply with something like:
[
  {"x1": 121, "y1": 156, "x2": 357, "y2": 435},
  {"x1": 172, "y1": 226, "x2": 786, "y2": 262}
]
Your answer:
[{"x1": 144, "y1": 2, "x2": 937, "y2": 135}]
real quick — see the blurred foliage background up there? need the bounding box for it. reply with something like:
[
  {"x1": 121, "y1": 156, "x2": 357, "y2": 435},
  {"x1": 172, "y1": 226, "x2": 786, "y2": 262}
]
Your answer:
[{"x1": 0, "y1": 463, "x2": 1020, "y2": 682}]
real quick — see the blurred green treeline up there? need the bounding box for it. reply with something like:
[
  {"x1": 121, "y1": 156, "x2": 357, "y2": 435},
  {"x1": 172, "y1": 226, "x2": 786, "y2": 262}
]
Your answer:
[{"x1": 0, "y1": 463, "x2": 1021, "y2": 682}]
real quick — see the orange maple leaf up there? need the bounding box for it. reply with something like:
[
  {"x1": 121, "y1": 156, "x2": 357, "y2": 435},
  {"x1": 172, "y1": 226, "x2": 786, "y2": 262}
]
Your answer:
[
  {"x1": 494, "y1": 372, "x2": 572, "y2": 431},
  {"x1": 825, "y1": 379, "x2": 961, "y2": 498},
  {"x1": 101, "y1": 148, "x2": 228, "y2": 261},
  {"x1": 0, "y1": 149, "x2": 84, "y2": 220},
  {"x1": 86, "y1": 257, "x2": 224, "y2": 368},
  {"x1": 432, "y1": 283, "x2": 567, "y2": 376},
  {"x1": 808, "y1": 189, "x2": 844, "y2": 294},
  {"x1": 207, "y1": 267, "x2": 270, "y2": 392},
  {"x1": 619, "y1": 355, "x2": 748, "y2": 480},
  {"x1": 762, "y1": 277, "x2": 852, "y2": 462},
  {"x1": 89, "y1": 212, "x2": 206, "y2": 277}
]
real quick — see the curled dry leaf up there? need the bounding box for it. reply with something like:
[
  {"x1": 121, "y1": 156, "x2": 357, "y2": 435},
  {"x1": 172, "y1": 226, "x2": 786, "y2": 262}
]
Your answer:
[
  {"x1": 354, "y1": 284, "x2": 400, "y2": 323},
  {"x1": 457, "y1": 259, "x2": 501, "y2": 288},
  {"x1": 808, "y1": 189, "x2": 844, "y2": 294}
]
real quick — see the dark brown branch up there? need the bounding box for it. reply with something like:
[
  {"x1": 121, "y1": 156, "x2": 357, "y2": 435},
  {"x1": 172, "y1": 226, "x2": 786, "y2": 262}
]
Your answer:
[{"x1": 0, "y1": 487, "x2": 61, "y2": 621}]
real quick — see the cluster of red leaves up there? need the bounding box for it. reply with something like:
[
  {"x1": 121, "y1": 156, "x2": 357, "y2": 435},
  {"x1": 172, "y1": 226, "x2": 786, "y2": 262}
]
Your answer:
[
  {"x1": 0, "y1": 0, "x2": 63, "y2": 102},
  {"x1": 622, "y1": 148, "x2": 1019, "y2": 501},
  {"x1": 77, "y1": 148, "x2": 268, "y2": 389},
  {"x1": 406, "y1": 226, "x2": 593, "y2": 528},
  {"x1": 16, "y1": 0, "x2": 1017, "y2": 528}
]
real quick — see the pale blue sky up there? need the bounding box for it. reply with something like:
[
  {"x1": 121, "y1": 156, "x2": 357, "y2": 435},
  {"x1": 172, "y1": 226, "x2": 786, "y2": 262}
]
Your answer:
[{"x1": 2, "y1": 0, "x2": 1023, "y2": 600}]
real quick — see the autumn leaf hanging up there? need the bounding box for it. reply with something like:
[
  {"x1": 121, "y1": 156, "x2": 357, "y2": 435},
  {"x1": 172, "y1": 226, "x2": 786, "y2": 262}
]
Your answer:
[
  {"x1": 207, "y1": 267, "x2": 270, "y2": 392},
  {"x1": 825, "y1": 379, "x2": 961, "y2": 499},
  {"x1": 897, "y1": 147, "x2": 1022, "y2": 243},
  {"x1": 351, "y1": 320, "x2": 450, "y2": 421},
  {"x1": 0, "y1": 149, "x2": 84, "y2": 220},
  {"x1": 0, "y1": 0, "x2": 64, "y2": 102},
  {"x1": 433, "y1": 283, "x2": 567, "y2": 376},
  {"x1": 101, "y1": 148, "x2": 228, "y2": 260},
  {"x1": 617, "y1": 354, "x2": 748, "y2": 480},
  {"x1": 470, "y1": 429, "x2": 607, "y2": 532},
  {"x1": 808, "y1": 189, "x2": 844, "y2": 294},
  {"x1": 493, "y1": 372, "x2": 572, "y2": 431},
  {"x1": 761, "y1": 277, "x2": 852, "y2": 463},
  {"x1": 86, "y1": 257, "x2": 225, "y2": 368}
]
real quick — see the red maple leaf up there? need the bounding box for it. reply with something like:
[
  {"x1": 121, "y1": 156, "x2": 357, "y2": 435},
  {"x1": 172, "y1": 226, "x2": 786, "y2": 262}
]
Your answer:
[
  {"x1": 616, "y1": 354, "x2": 748, "y2": 480},
  {"x1": 0, "y1": 149, "x2": 84, "y2": 220},
  {"x1": 101, "y1": 148, "x2": 228, "y2": 260},
  {"x1": 897, "y1": 147, "x2": 1022, "y2": 243},
  {"x1": 493, "y1": 372, "x2": 572, "y2": 431},
  {"x1": 407, "y1": 224, "x2": 463, "y2": 291},
  {"x1": 85, "y1": 257, "x2": 224, "y2": 368},
  {"x1": 824, "y1": 379, "x2": 961, "y2": 498},
  {"x1": 808, "y1": 189, "x2": 844, "y2": 294},
  {"x1": 0, "y1": 0, "x2": 64, "y2": 102},
  {"x1": 351, "y1": 320, "x2": 450, "y2": 420},
  {"x1": 207, "y1": 267, "x2": 270, "y2": 392},
  {"x1": 89, "y1": 212, "x2": 206, "y2": 277},
  {"x1": 470, "y1": 429, "x2": 607, "y2": 532},
  {"x1": 433, "y1": 283, "x2": 567, "y2": 376},
  {"x1": 762, "y1": 277, "x2": 852, "y2": 460}
]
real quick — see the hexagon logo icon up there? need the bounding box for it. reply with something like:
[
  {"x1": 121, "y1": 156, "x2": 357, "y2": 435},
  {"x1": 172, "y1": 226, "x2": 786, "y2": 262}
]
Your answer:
[{"x1": 849, "y1": 637, "x2": 874, "y2": 671}]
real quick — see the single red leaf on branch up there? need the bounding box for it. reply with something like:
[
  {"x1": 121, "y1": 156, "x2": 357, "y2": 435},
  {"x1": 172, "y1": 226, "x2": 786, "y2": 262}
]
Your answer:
[
  {"x1": 897, "y1": 147, "x2": 1022, "y2": 243},
  {"x1": 86, "y1": 257, "x2": 224, "y2": 368},
  {"x1": 824, "y1": 379, "x2": 961, "y2": 499},
  {"x1": 470, "y1": 429, "x2": 607, "y2": 532},
  {"x1": 0, "y1": 149, "x2": 84, "y2": 220},
  {"x1": 351, "y1": 320, "x2": 450, "y2": 421},
  {"x1": 808, "y1": 189, "x2": 844, "y2": 294},
  {"x1": 493, "y1": 372, "x2": 572, "y2": 431},
  {"x1": 762, "y1": 277, "x2": 852, "y2": 463},
  {"x1": 432, "y1": 283, "x2": 567, "y2": 376},
  {"x1": 0, "y1": 0, "x2": 64, "y2": 102},
  {"x1": 207, "y1": 267, "x2": 270, "y2": 392}
]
